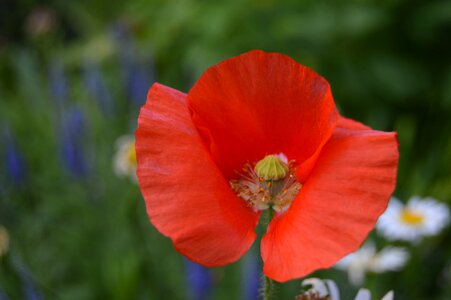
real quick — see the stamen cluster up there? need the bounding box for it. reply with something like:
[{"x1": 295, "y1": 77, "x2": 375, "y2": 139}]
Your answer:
[{"x1": 230, "y1": 156, "x2": 302, "y2": 213}]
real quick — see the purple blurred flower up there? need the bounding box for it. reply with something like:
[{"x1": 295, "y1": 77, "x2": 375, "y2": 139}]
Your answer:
[
  {"x1": 10, "y1": 260, "x2": 44, "y2": 300},
  {"x1": 17, "y1": 268, "x2": 43, "y2": 300},
  {"x1": 0, "y1": 289, "x2": 10, "y2": 300},
  {"x1": 110, "y1": 22, "x2": 155, "y2": 106},
  {"x1": 184, "y1": 259, "x2": 213, "y2": 300},
  {"x1": 59, "y1": 106, "x2": 88, "y2": 177},
  {"x1": 22, "y1": 276, "x2": 43, "y2": 300},
  {"x1": 110, "y1": 22, "x2": 134, "y2": 58},
  {"x1": 83, "y1": 60, "x2": 113, "y2": 115},
  {"x1": 127, "y1": 64, "x2": 153, "y2": 106},
  {"x1": 242, "y1": 250, "x2": 260, "y2": 300},
  {"x1": 3, "y1": 130, "x2": 26, "y2": 185},
  {"x1": 48, "y1": 60, "x2": 68, "y2": 104}
]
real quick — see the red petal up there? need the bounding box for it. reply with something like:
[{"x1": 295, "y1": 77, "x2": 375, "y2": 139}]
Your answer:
[
  {"x1": 136, "y1": 83, "x2": 259, "y2": 266},
  {"x1": 261, "y1": 118, "x2": 399, "y2": 282},
  {"x1": 188, "y1": 50, "x2": 339, "y2": 179}
]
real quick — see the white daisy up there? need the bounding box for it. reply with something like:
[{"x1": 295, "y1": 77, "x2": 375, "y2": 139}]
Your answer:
[
  {"x1": 113, "y1": 135, "x2": 137, "y2": 182},
  {"x1": 376, "y1": 196, "x2": 450, "y2": 243},
  {"x1": 298, "y1": 278, "x2": 394, "y2": 300},
  {"x1": 0, "y1": 225, "x2": 9, "y2": 258},
  {"x1": 335, "y1": 241, "x2": 409, "y2": 286}
]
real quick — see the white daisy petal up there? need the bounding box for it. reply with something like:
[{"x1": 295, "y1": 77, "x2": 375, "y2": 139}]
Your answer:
[
  {"x1": 300, "y1": 278, "x2": 392, "y2": 300},
  {"x1": 301, "y1": 278, "x2": 329, "y2": 297},
  {"x1": 370, "y1": 247, "x2": 409, "y2": 273},
  {"x1": 335, "y1": 242, "x2": 375, "y2": 286},
  {"x1": 325, "y1": 279, "x2": 340, "y2": 300},
  {"x1": 354, "y1": 288, "x2": 371, "y2": 300},
  {"x1": 381, "y1": 291, "x2": 394, "y2": 300},
  {"x1": 349, "y1": 267, "x2": 367, "y2": 287},
  {"x1": 113, "y1": 135, "x2": 137, "y2": 182},
  {"x1": 376, "y1": 196, "x2": 450, "y2": 242},
  {"x1": 335, "y1": 241, "x2": 409, "y2": 286}
]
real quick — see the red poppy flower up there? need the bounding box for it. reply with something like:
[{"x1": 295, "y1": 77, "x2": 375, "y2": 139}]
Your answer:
[{"x1": 136, "y1": 50, "x2": 399, "y2": 282}]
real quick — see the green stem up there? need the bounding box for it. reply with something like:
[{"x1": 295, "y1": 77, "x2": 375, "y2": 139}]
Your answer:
[
  {"x1": 263, "y1": 275, "x2": 273, "y2": 300},
  {"x1": 262, "y1": 208, "x2": 275, "y2": 300},
  {"x1": 267, "y1": 206, "x2": 275, "y2": 222}
]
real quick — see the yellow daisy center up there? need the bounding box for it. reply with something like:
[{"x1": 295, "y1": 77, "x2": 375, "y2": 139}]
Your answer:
[
  {"x1": 400, "y1": 209, "x2": 424, "y2": 226},
  {"x1": 126, "y1": 143, "x2": 137, "y2": 165}
]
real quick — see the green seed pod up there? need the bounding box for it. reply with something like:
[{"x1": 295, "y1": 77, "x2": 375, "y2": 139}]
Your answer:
[{"x1": 254, "y1": 155, "x2": 289, "y2": 181}]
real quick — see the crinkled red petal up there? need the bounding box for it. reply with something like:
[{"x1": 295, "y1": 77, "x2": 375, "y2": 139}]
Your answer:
[
  {"x1": 136, "y1": 83, "x2": 260, "y2": 266},
  {"x1": 261, "y1": 117, "x2": 399, "y2": 282},
  {"x1": 188, "y1": 50, "x2": 339, "y2": 179}
]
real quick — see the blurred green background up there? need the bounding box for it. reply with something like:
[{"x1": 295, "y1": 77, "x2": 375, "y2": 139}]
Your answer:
[{"x1": 1, "y1": 0, "x2": 451, "y2": 299}]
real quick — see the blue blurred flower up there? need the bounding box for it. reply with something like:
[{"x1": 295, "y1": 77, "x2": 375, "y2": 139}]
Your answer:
[
  {"x1": 184, "y1": 259, "x2": 213, "y2": 300},
  {"x1": 48, "y1": 60, "x2": 68, "y2": 104},
  {"x1": 17, "y1": 268, "x2": 44, "y2": 300},
  {"x1": 3, "y1": 130, "x2": 26, "y2": 185},
  {"x1": 22, "y1": 276, "x2": 43, "y2": 300},
  {"x1": 0, "y1": 289, "x2": 10, "y2": 300},
  {"x1": 48, "y1": 60, "x2": 88, "y2": 177},
  {"x1": 241, "y1": 250, "x2": 260, "y2": 300},
  {"x1": 59, "y1": 106, "x2": 88, "y2": 177},
  {"x1": 109, "y1": 22, "x2": 134, "y2": 58},
  {"x1": 83, "y1": 60, "x2": 113, "y2": 115},
  {"x1": 110, "y1": 22, "x2": 155, "y2": 106},
  {"x1": 127, "y1": 64, "x2": 153, "y2": 106},
  {"x1": 9, "y1": 260, "x2": 44, "y2": 300}
]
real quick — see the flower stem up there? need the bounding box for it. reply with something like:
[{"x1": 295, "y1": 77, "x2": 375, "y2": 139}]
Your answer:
[
  {"x1": 263, "y1": 274, "x2": 273, "y2": 300},
  {"x1": 262, "y1": 208, "x2": 275, "y2": 300}
]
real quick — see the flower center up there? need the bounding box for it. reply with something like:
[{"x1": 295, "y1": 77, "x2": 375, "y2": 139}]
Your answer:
[
  {"x1": 400, "y1": 209, "x2": 424, "y2": 226},
  {"x1": 126, "y1": 143, "x2": 137, "y2": 165},
  {"x1": 230, "y1": 154, "x2": 302, "y2": 213}
]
